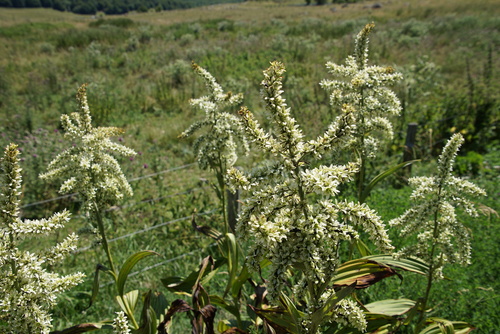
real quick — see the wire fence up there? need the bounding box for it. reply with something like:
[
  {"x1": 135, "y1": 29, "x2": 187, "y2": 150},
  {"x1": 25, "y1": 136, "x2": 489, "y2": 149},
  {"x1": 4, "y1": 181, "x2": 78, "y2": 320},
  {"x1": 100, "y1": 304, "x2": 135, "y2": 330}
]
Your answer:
[
  {"x1": 75, "y1": 208, "x2": 218, "y2": 253},
  {"x1": 18, "y1": 160, "x2": 220, "y2": 280},
  {"x1": 20, "y1": 162, "x2": 197, "y2": 209},
  {"x1": 99, "y1": 242, "x2": 218, "y2": 288}
]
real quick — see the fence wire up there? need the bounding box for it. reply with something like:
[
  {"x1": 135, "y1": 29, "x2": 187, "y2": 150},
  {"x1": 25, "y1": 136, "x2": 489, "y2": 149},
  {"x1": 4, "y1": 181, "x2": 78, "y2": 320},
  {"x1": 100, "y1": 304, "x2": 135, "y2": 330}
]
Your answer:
[{"x1": 21, "y1": 162, "x2": 197, "y2": 209}]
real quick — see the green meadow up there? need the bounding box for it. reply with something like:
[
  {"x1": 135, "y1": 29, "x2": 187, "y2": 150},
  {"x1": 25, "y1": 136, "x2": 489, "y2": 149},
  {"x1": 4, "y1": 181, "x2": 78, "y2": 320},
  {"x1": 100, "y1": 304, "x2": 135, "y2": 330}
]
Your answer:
[{"x1": 0, "y1": 0, "x2": 498, "y2": 332}]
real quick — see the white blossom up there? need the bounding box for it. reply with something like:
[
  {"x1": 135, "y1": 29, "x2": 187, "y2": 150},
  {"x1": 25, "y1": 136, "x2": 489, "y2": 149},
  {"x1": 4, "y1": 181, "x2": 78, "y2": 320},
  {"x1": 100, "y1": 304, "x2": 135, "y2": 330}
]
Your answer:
[
  {"x1": 180, "y1": 63, "x2": 248, "y2": 172},
  {"x1": 113, "y1": 311, "x2": 131, "y2": 334},
  {"x1": 227, "y1": 53, "x2": 395, "y2": 333},
  {"x1": 40, "y1": 84, "x2": 136, "y2": 213},
  {"x1": 320, "y1": 23, "x2": 402, "y2": 158},
  {"x1": 0, "y1": 144, "x2": 84, "y2": 334},
  {"x1": 390, "y1": 133, "x2": 486, "y2": 271}
]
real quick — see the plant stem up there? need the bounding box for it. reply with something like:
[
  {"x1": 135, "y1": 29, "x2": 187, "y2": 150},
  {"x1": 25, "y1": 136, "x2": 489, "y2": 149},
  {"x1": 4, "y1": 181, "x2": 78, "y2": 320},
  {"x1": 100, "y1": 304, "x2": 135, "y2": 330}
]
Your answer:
[
  {"x1": 118, "y1": 295, "x2": 140, "y2": 329},
  {"x1": 415, "y1": 187, "x2": 443, "y2": 333},
  {"x1": 93, "y1": 201, "x2": 117, "y2": 276}
]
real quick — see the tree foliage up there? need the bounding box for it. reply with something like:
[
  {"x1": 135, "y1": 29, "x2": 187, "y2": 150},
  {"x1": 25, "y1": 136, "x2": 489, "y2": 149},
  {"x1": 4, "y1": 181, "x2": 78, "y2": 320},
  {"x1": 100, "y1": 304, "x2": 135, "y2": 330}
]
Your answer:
[{"x1": 0, "y1": 0, "x2": 245, "y2": 14}]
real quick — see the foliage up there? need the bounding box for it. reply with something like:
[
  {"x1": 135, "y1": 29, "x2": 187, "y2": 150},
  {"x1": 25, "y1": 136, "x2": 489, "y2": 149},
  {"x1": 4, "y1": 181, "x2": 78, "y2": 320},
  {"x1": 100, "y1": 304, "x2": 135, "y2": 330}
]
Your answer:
[{"x1": 0, "y1": 0, "x2": 246, "y2": 14}]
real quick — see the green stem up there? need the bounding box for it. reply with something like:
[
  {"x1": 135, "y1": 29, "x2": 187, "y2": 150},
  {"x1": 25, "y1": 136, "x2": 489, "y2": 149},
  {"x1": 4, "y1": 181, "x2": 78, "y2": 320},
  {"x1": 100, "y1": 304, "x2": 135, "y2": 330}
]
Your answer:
[
  {"x1": 357, "y1": 90, "x2": 366, "y2": 204},
  {"x1": 415, "y1": 186, "x2": 443, "y2": 333},
  {"x1": 93, "y1": 201, "x2": 117, "y2": 276},
  {"x1": 118, "y1": 295, "x2": 140, "y2": 329}
]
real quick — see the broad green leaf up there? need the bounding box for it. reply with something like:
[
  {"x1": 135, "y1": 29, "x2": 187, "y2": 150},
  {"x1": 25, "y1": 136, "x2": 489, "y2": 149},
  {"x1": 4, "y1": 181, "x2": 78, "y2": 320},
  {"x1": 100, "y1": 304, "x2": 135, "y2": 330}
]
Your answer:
[
  {"x1": 230, "y1": 264, "x2": 251, "y2": 299},
  {"x1": 117, "y1": 250, "x2": 159, "y2": 296},
  {"x1": 149, "y1": 291, "x2": 170, "y2": 321},
  {"x1": 217, "y1": 320, "x2": 232, "y2": 334},
  {"x1": 116, "y1": 290, "x2": 139, "y2": 315},
  {"x1": 49, "y1": 322, "x2": 112, "y2": 333},
  {"x1": 333, "y1": 259, "x2": 401, "y2": 289},
  {"x1": 419, "y1": 319, "x2": 474, "y2": 334},
  {"x1": 135, "y1": 307, "x2": 157, "y2": 334},
  {"x1": 161, "y1": 258, "x2": 225, "y2": 294},
  {"x1": 134, "y1": 291, "x2": 157, "y2": 334},
  {"x1": 361, "y1": 159, "x2": 419, "y2": 202},
  {"x1": 209, "y1": 295, "x2": 241, "y2": 319},
  {"x1": 223, "y1": 233, "x2": 240, "y2": 298},
  {"x1": 249, "y1": 305, "x2": 298, "y2": 333},
  {"x1": 364, "y1": 299, "x2": 416, "y2": 316},
  {"x1": 355, "y1": 239, "x2": 372, "y2": 257},
  {"x1": 363, "y1": 255, "x2": 429, "y2": 276}
]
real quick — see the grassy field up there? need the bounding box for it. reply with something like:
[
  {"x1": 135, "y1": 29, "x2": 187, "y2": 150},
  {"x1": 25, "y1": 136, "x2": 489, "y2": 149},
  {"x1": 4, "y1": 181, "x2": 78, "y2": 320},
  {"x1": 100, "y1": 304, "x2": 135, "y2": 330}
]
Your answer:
[{"x1": 0, "y1": 0, "x2": 498, "y2": 332}]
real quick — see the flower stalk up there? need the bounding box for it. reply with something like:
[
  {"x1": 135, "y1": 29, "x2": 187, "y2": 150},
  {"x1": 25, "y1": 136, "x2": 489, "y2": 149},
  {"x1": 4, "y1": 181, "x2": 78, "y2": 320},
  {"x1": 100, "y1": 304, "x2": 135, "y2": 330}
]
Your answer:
[{"x1": 389, "y1": 133, "x2": 486, "y2": 332}]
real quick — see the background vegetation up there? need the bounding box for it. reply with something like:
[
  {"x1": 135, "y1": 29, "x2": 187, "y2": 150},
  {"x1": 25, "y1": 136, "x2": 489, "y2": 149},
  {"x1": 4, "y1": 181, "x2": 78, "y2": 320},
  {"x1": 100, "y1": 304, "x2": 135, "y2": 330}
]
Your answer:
[
  {"x1": 0, "y1": 0, "x2": 498, "y2": 332},
  {"x1": 0, "y1": 0, "x2": 245, "y2": 15}
]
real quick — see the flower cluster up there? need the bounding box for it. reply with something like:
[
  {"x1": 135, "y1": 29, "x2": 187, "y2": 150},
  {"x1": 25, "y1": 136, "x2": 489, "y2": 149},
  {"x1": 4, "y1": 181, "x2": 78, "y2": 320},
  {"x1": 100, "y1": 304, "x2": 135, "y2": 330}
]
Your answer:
[
  {"x1": 40, "y1": 84, "x2": 136, "y2": 213},
  {"x1": 227, "y1": 60, "x2": 393, "y2": 332},
  {"x1": 113, "y1": 311, "x2": 131, "y2": 334},
  {"x1": 0, "y1": 144, "x2": 84, "y2": 334},
  {"x1": 179, "y1": 63, "x2": 248, "y2": 172},
  {"x1": 390, "y1": 133, "x2": 486, "y2": 277},
  {"x1": 320, "y1": 23, "x2": 402, "y2": 158}
]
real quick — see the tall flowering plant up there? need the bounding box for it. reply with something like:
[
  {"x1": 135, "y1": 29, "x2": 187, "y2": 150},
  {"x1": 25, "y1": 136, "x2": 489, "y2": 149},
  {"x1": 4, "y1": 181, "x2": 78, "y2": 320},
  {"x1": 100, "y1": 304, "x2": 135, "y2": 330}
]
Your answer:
[
  {"x1": 0, "y1": 144, "x2": 84, "y2": 334},
  {"x1": 175, "y1": 64, "x2": 251, "y2": 330},
  {"x1": 180, "y1": 63, "x2": 248, "y2": 233},
  {"x1": 320, "y1": 23, "x2": 403, "y2": 202},
  {"x1": 227, "y1": 60, "x2": 395, "y2": 333},
  {"x1": 40, "y1": 85, "x2": 158, "y2": 332},
  {"x1": 390, "y1": 133, "x2": 486, "y2": 332}
]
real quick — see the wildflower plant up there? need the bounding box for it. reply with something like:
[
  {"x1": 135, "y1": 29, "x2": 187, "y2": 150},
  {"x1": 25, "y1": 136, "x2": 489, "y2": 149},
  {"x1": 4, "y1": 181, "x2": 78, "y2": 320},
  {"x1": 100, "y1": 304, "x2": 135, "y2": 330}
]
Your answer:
[
  {"x1": 40, "y1": 84, "x2": 136, "y2": 214},
  {"x1": 227, "y1": 59, "x2": 394, "y2": 333},
  {"x1": 180, "y1": 63, "x2": 248, "y2": 232},
  {"x1": 179, "y1": 63, "x2": 248, "y2": 173},
  {"x1": 40, "y1": 85, "x2": 158, "y2": 332},
  {"x1": 390, "y1": 133, "x2": 486, "y2": 331},
  {"x1": 177, "y1": 64, "x2": 252, "y2": 329},
  {"x1": 320, "y1": 23, "x2": 403, "y2": 201},
  {"x1": 0, "y1": 143, "x2": 84, "y2": 333}
]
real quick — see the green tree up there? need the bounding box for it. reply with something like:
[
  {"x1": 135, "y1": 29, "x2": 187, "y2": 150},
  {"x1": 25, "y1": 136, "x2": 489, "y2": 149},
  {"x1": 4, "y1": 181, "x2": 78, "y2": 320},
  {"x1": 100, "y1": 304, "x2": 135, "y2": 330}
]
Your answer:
[
  {"x1": 72, "y1": 0, "x2": 97, "y2": 14},
  {"x1": 11, "y1": 0, "x2": 25, "y2": 8},
  {"x1": 40, "y1": 0, "x2": 52, "y2": 7},
  {"x1": 25, "y1": 0, "x2": 41, "y2": 7},
  {"x1": 52, "y1": 0, "x2": 69, "y2": 11}
]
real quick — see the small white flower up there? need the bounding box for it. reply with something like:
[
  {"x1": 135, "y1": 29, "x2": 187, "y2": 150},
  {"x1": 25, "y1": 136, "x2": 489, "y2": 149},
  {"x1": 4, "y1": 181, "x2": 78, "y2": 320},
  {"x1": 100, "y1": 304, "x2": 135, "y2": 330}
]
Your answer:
[{"x1": 113, "y1": 311, "x2": 131, "y2": 334}]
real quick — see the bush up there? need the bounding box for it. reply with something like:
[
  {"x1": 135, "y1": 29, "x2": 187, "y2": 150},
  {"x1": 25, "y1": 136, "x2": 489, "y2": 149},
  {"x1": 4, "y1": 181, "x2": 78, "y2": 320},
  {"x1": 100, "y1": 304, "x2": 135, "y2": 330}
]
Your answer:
[{"x1": 88, "y1": 18, "x2": 135, "y2": 28}]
